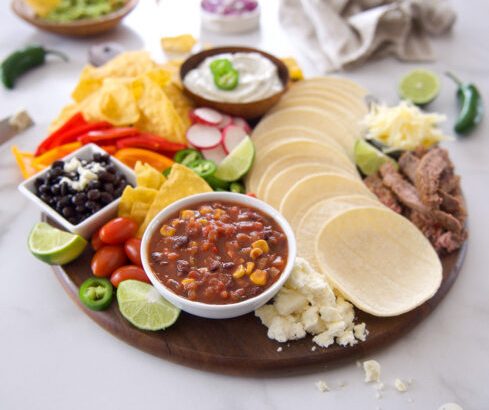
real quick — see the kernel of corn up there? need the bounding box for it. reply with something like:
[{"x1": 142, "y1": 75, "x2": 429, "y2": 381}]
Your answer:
[
  {"x1": 251, "y1": 239, "x2": 269, "y2": 253},
  {"x1": 197, "y1": 218, "x2": 209, "y2": 226},
  {"x1": 160, "y1": 225, "x2": 176, "y2": 236},
  {"x1": 250, "y1": 269, "x2": 268, "y2": 286},
  {"x1": 213, "y1": 208, "x2": 224, "y2": 219},
  {"x1": 181, "y1": 278, "x2": 195, "y2": 286},
  {"x1": 199, "y1": 206, "x2": 212, "y2": 215},
  {"x1": 250, "y1": 247, "x2": 263, "y2": 259},
  {"x1": 232, "y1": 265, "x2": 246, "y2": 279},
  {"x1": 181, "y1": 210, "x2": 195, "y2": 219},
  {"x1": 245, "y1": 262, "x2": 255, "y2": 275}
]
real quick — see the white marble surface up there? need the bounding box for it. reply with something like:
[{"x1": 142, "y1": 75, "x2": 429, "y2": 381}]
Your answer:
[{"x1": 1, "y1": 1, "x2": 488, "y2": 409}]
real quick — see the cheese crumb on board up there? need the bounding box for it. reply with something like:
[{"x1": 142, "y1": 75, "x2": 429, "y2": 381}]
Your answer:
[
  {"x1": 438, "y1": 403, "x2": 463, "y2": 410},
  {"x1": 363, "y1": 360, "x2": 381, "y2": 383},
  {"x1": 255, "y1": 258, "x2": 367, "y2": 348},
  {"x1": 394, "y1": 378, "x2": 408, "y2": 392},
  {"x1": 315, "y1": 380, "x2": 329, "y2": 392},
  {"x1": 276, "y1": 346, "x2": 283, "y2": 352}
]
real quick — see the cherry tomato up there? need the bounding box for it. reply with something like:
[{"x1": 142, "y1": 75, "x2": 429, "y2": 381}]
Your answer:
[
  {"x1": 110, "y1": 265, "x2": 150, "y2": 288},
  {"x1": 91, "y1": 228, "x2": 104, "y2": 251},
  {"x1": 124, "y1": 238, "x2": 142, "y2": 266},
  {"x1": 91, "y1": 246, "x2": 128, "y2": 277},
  {"x1": 99, "y1": 217, "x2": 138, "y2": 245}
]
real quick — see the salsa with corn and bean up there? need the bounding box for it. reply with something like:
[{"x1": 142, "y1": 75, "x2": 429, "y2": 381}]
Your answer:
[{"x1": 148, "y1": 201, "x2": 288, "y2": 304}]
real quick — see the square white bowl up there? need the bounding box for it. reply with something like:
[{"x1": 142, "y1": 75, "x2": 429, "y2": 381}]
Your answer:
[{"x1": 18, "y1": 143, "x2": 136, "y2": 239}]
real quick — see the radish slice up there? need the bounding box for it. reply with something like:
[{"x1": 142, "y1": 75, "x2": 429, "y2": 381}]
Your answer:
[
  {"x1": 201, "y1": 144, "x2": 227, "y2": 165},
  {"x1": 186, "y1": 124, "x2": 222, "y2": 149},
  {"x1": 217, "y1": 114, "x2": 232, "y2": 129},
  {"x1": 190, "y1": 107, "x2": 223, "y2": 126},
  {"x1": 232, "y1": 117, "x2": 252, "y2": 134},
  {"x1": 222, "y1": 124, "x2": 248, "y2": 154}
]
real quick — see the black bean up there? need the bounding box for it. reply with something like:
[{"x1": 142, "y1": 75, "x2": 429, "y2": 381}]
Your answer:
[
  {"x1": 209, "y1": 260, "x2": 221, "y2": 272},
  {"x1": 103, "y1": 183, "x2": 114, "y2": 194},
  {"x1": 59, "y1": 196, "x2": 70, "y2": 207},
  {"x1": 72, "y1": 193, "x2": 86, "y2": 205},
  {"x1": 93, "y1": 153, "x2": 103, "y2": 162},
  {"x1": 50, "y1": 167, "x2": 63, "y2": 177},
  {"x1": 40, "y1": 194, "x2": 51, "y2": 203},
  {"x1": 50, "y1": 184, "x2": 61, "y2": 195},
  {"x1": 106, "y1": 165, "x2": 116, "y2": 174},
  {"x1": 173, "y1": 235, "x2": 189, "y2": 248},
  {"x1": 52, "y1": 160, "x2": 64, "y2": 169},
  {"x1": 60, "y1": 183, "x2": 68, "y2": 196},
  {"x1": 34, "y1": 178, "x2": 44, "y2": 188},
  {"x1": 99, "y1": 192, "x2": 113, "y2": 204},
  {"x1": 87, "y1": 180, "x2": 101, "y2": 190},
  {"x1": 99, "y1": 171, "x2": 115, "y2": 182},
  {"x1": 87, "y1": 189, "x2": 100, "y2": 201},
  {"x1": 86, "y1": 201, "x2": 97, "y2": 210},
  {"x1": 222, "y1": 262, "x2": 235, "y2": 270},
  {"x1": 114, "y1": 187, "x2": 124, "y2": 198},
  {"x1": 75, "y1": 205, "x2": 86, "y2": 213},
  {"x1": 176, "y1": 259, "x2": 190, "y2": 274},
  {"x1": 62, "y1": 206, "x2": 75, "y2": 218},
  {"x1": 38, "y1": 184, "x2": 50, "y2": 194},
  {"x1": 91, "y1": 204, "x2": 101, "y2": 213}
]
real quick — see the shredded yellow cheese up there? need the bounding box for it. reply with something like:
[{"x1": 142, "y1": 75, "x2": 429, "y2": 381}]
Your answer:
[{"x1": 363, "y1": 101, "x2": 451, "y2": 151}]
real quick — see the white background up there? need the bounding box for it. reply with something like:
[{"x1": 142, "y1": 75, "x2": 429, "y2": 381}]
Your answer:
[{"x1": 1, "y1": 1, "x2": 488, "y2": 409}]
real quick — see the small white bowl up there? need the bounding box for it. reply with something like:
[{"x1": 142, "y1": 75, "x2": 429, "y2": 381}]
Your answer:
[
  {"x1": 18, "y1": 144, "x2": 136, "y2": 238},
  {"x1": 201, "y1": 6, "x2": 260, "y2": 34},
  {"x1": 141, "y1": 192, "x2": 296, "y2": 319}
]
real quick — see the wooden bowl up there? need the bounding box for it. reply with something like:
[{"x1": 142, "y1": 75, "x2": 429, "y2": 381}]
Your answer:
[
  {"x1": 11, "y1": 0, "x2": 139, "y2": 37},
  {"x1": 180, "y1": 46, "x2": 290, "y2": 120}
]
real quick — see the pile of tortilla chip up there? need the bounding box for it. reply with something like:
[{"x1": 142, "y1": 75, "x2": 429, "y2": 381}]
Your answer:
[
  {"x1": 118, "y1": 162, "x2": 212, "y2": 238},
  {"x1": 50, "y1": 51, "x2": 193, "y2": 144}
]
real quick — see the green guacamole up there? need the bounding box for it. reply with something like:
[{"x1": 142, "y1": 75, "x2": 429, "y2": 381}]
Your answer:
[{"x1": 45, "y1": 0, "x2": 126, "y2": 22}]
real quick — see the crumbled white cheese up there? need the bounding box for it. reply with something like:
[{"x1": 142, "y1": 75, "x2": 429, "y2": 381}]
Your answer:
[
  {"x1": 255, "y1": 257, "x2": 367, "y2": 348},
  {"x1": 394, "y1": 378, "x2": 408, "y2": 392},
  {"x1": 438, "y1": 403, "x2": 463, "y2": 410},
  {"x1": 363, "y1": 360, "x2": 381, "y2": 383},
  {"x1": 9, "y1": 109, "x2": 33, "y2": 131},
  {"x1": 375, "y1": 382, "x2": 384, "y2": 391},
  {"x1": 60, "y1": 158, "x2": 106, "y2": 191},
  {"x1": 315, "y1": 380, "x2": 329, "y2": 392},
  {"x1": 375, "y1": 390, "x2": 383, "y2": 399},
  {"x1": 276, "y1": 346, "x2": 283, "y2": 352},
  {"x1": 311, "y1": 346, "x2": 317, "y2": 352}
]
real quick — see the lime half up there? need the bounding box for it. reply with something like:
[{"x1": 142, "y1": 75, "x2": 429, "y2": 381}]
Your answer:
[
  {"x1": 214, "y1": 136, "x2": 255, "y2": 182},
  {"x1": 117, "y1": 280, "x2": 180, "y2": 331},
  {"x1": 398, "y1": 69, "x2": 440, "y2": 105},
  {"x1": 28, "y1": 222, "x2": 87, "y2": 265},
  {"x1": 354, "y1": 139, "x2": 398, "y2": 176}
]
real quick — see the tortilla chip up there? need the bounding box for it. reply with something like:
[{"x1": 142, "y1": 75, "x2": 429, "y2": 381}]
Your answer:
[
  {"x1": 118, "y1": 185, "x2": 158, "y2": 219},
  {"x1": 81, "y1": 78, "x2": 140, "y2": 126},
  {"x1": 137, "y1": 163, "x2": 212, "y2": 236},
  {"x1": 25, "y1": 0, "x2": 60, "y2": 17},
  {"x1": 135, "y1": 161, "x2": 166, "y2": 189},
  {"x1": 161, "y1": 34, "x2": 197, "y2": 53}
]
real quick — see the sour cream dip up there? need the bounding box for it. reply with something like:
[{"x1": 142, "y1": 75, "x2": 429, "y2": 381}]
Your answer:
[{"x1": 183, "y1": 52, "x2": 283, "y2": 103}]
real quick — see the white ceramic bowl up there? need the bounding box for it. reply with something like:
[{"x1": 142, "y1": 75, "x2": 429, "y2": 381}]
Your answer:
[
  {"x1": 141, "y1": 192, "x2": 296, "y2": 319},
  {"x1": 18, "y1": 144, "x2": 136, "y2": 238}
]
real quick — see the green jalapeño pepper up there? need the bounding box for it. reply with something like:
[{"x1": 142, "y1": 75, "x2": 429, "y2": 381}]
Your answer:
[
  {"x1": 229, "y1": 181, "x2": 246, "y2": 194},
  {"x1": 210, "y1": 58, "x2": 233, "y2": 76},
  {"x1": 1, "y1": 45, "x2": 69, "y2": 89},
  {"x1": 214, "y1": 68, "x2": 239, "y2": 91},
  {"x1": 446, "y1": 72, "x2": 483, "y2": 135},
  {"x1": 187, "y1": 159, "x2": 217, "y2": 178},
  {"x1": 79, "y1": 278, "x2": 113, "y2": 311},
  {"x1": 174, "y1": 148, "x2": 203, "y2": 166}
]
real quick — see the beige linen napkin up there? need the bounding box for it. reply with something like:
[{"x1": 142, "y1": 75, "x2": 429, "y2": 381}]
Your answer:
[{"x1": 279, "y1": 0, "x2": 456, "y2": 72}]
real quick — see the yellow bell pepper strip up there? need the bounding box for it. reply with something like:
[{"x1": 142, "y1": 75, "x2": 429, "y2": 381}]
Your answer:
[
  {"x1": 32, "y1": 142, "x2": 82, "y2": 170},
  {"x1": 11, "y1": 146, "x2": 37, "y2": 179},
  {"x1": 114, "y1": 148, "x2": 174, "y2": 172}
]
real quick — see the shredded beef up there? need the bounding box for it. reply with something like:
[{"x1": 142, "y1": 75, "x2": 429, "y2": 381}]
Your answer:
[{"x1": 365, "y1": 146, "x2": 467, "y2": 254}]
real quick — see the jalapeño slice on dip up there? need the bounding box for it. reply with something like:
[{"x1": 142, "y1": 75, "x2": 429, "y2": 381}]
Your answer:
[{"x1": 148, "y1": 201, "x2": 288, "y2": 304}]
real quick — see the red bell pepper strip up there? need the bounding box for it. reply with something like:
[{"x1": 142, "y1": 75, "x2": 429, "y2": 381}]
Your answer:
[
  {"x1": 100, "y1": 145, "x2": 118, "y2": 155},
  {"x1": 116, "y1": 133, "x2": 187, "y2": 153},
  {"x1": 78, "y1": 127, "x2": 138, "y2": 145},
  {"x1": 50, "y1": 121, "x2": 112, "y2": 148},
  {"x1": 35, "y1": 112, "x2": 86, "y2": 156}
]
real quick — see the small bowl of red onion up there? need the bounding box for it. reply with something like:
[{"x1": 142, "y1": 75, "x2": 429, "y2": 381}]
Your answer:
[{"x1": 201, "y1": 0, "x2": 260, "y2": 33}]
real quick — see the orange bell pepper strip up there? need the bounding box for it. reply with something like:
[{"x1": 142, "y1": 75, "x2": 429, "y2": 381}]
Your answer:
[
  {"x1": 12, "y1": 146, "x2": 38, "y2": 179},
  {"x1": 32, "y1": 142, "x2": 82, "y2": 170},
  {"x1": 100, "y1": 145, "x2": 117, "y2": 155},
  {"x1": 114, "y1": 148, "x2": 174, "y2": 172}
]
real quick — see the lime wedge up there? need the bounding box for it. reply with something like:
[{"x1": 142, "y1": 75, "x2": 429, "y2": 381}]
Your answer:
[
  {"x1": 28, "y1": 222, "x2": 87, "y2": 265},
  {"x1": 354, "y1": 139, "x2": 398, "y2": 176},
  {"x1": 214, "y1": 136, "x2": 255, "y2": 182},
  {"x1": 398, "y1": 69, "x2": 440, "y2": 105},
  {"x1": 117, "y1": 280, "x2": 180, "y2": 331}
]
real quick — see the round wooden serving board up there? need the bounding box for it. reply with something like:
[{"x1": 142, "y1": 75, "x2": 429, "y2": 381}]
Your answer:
[{"x1": 47, "y1": 214, "x2": 467, "y2": 376}]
